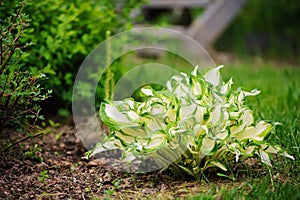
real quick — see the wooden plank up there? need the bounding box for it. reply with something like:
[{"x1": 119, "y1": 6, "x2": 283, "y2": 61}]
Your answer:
[
  {"x1": 187, "y1": 0, "x2": 248, "y2": 47},
  {"x1": 143, "y1": 0, "x2": 211, "y2": 8}
]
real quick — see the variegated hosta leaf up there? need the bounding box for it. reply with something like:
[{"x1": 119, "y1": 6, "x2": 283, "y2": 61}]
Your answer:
[
  {"x1": 203, "y1": 65, "x2": 223, "y2": 86},
  {"x1": 91, "y1": 65, "x2": 294, "y2": 179},
  {"x1": 258, "y1": 149, "x2": 272, "y2": 167},
  {"x1": 201, "y1": 136, "x2": 217, "y2": 155},
  {"x1": 235, "y1": 121, "x2": 272, "y2": 142}
]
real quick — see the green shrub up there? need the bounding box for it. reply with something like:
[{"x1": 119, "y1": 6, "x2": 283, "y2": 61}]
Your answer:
[
  {"x1": 90, "y1": 66, "x2": 294, "y2": 179},
  {"x1": 17, "y1": 0, "x2": 145, "y2": 113},
  {"x1": 0, "y1": 0, "x2": 50, "y2": 132}
]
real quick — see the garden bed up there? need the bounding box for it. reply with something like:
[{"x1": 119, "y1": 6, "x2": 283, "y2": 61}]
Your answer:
[
  {"x1": 1, "y1": 61, "x2": 299, "y2": 199},
  {"x1": 0, "y1": 123, "x2": 237, "y2": 199}
]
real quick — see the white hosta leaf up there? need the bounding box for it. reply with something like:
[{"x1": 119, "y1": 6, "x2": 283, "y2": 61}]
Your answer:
[
  {"x1": 213, "y1": 92, "x2": 225, "y2": 104},
  {"x1": 202, "y1": 160, "x2": 227, "y2": 171},
  {"x1": 127, "y1": 110, "x2": 140, "y2": 121},
  {"x1": 104, "y1": 104, "x2": 132, "y2": 124},
  {"x1": 230, "y1": 111, "x2": 240, "y2": 119},
  {"x1": 280, "y1": 152, "x2": 295, "y2": 160},
  {"x1": 235, "y1": 149, "x2": 241, "y2": 162},
  {"x1": 116, "y1": 99, "x2": 135, "y2": 110},
  {"x1": 225, "y1": 143, "x2": 241, "y2": 162},
  {"x1": 243, "y1": 146, "x2": 255, "y2": 155},
  {"x1": 193, "y1": 124, "x2": 201, "y2": 136},
  {"x1": 209, "y1": 161, "x2": 227, "y2": 171},
  {"x1": 191, "y1": 76, "x2": 202, "y2": 96},
  {"x1": 149, "y1": 104, "x2": 165, "y2": 115},
  {"x1": 201, "y1": 125, "x2": 209, "y2": 135},
  {"x1": 191, "y1": 65, "x2": 199, "y2": 76},
  {"x1": 166, "y1": 80, "x2": 172, "y2": 91},
  {"x1": 238, "y1": 89, "x2": 261, "y2": 102},
  {"x1": 215, "y1": 130, "x2": 229, "y2": 140},
  {"x1": 240, "y1": 110, "x2": 254, "y2": 126},
  {"x1": 220, "y1": 78, "x2": 233, "y2": 95},
  {"x1": 166, "y1": 75, "x2": 183, "y2": 91},
  {"x1": 259, "y1": 150, "x2": 272, "y2": 167},
  {"x1": 173, "y1": 83, "x2": 189, "y2": 99},
  {"x1": 185, "y1": 135, "x2": 198, "y2": 153},
  {"x1": 115, "y1": 131, "x2": 137, "y2": 144},
  {"x1": 231, "y1": 124, "x2": 246, "y2": 135},
  {"x1": 209, "y1": 105, "x2": 222, "y2": 126},
  {"x1": 236, "y1": 121, "x2": 272, "y2": 141},
  {"x1": 203, "y1": 65, "x2": 223, "y2": 86},
  {"x1": 208, "y1": 104, "x2": 227, "y2": 127},
  {"x1": 165, "y1": 108, "x2": 177, "y2": 123},
  {"x1": 194, "y1": 106, "x2": 206, "y2": 124},
  {"x1": 91, "y1": 140, "x2": 121, "y2": 156},
  {"x1": 262, "y1": 144, "x2": 295, "y2": 160},
  {"x1": 244, "y1": 89, "x2": 261, "y2": 96},
  {"x1": 120, "y1": 127, "x2": 147, "y2": 138},
  {"x1": 126, "y1": 99, "x2": 135, "y2": 109},
  {"x1": 179, "y1": 104, "x2": 197, "y2": 120},
  {"x1": 201, "y1": 136, "x2": 216, "y2": 155},
  {"x1": 144, "y1": 117, "x2": 164, "y2": 132},
  {"x1": 141, "y1": 87, "x2": 154, "y2": 96},
  {"x1": 172, "y1": 75, "x2": 184, "y2": 82},
  {"x1": 144, "y1": 134, "x2": 166, "y2": 150}
]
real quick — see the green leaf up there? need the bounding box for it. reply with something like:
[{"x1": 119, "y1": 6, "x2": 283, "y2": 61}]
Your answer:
[
  {"x1": 177, "y1": 165, "x2": 196, "y2": 177},
  {"x1": 208, "y1": 161, "x2": 227, "y2": 171}
]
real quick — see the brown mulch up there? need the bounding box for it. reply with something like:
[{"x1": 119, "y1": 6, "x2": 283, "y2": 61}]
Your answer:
[{"x1": 1, "y1": 121, "x2": 230, "y2": 200}]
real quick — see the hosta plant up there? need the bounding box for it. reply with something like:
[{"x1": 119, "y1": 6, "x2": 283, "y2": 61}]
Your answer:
[{"x1": 90, "y1": 65, "x2": 294, "y2": 179}]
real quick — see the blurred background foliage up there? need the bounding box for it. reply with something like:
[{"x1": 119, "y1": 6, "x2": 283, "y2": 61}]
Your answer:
[
  {"x1": 139, "y1": 0, "x2": 300, "y2": 62},
  {"x1": 1, "y1": 0, "x2": 299, "y2": 120},
  {"x1": 215, "y1": 0, "x2": 300, "y2": 62},
  {"x1": 3, "y1": 0, "x2": 145, "y2": 116}
]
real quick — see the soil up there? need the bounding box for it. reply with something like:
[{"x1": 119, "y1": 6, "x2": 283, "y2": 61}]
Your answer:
[{"x1": 0, "y1": 120, "x2": 249, "y2": 199}]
